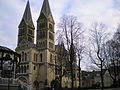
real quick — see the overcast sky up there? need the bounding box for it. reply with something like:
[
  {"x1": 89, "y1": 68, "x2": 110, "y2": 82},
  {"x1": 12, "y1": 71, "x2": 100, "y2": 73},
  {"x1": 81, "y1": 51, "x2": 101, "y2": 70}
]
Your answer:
[{"x1": 1, "y1": 0, "x2": 120, "y2": 70}]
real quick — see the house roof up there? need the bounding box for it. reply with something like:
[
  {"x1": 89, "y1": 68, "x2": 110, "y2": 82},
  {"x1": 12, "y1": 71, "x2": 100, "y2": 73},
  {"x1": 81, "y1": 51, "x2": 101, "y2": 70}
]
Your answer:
[
  {"x1": 0, "y1": 46, "x2": 14, "y2": 52},
  {"x1": 0, "y1": 46, "x2": 20, "y2": 56}
]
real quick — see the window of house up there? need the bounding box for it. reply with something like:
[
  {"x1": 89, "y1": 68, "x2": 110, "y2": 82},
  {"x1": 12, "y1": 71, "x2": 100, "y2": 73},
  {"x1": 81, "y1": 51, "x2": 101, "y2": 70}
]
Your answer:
[
  {"x1": 20, "y1": 66, "x2": 21, "y2": 73},
  {"x1": 49, "y1": 32, "x2": 54, "y2": 40},
  {"x1": 33, "y1": 66, "x2": 36, "y2": 70},
  {"x1": 34, "y1": 53, "x2": 38, "y2": 61},
  {"x1": 27, "y1": 65, "x2": 29, "y2": 70},
  {"x1": 34, "y1": 53, "x2": 35, "y2": 61},
  {"x1": 40, "y1": 54, "x2": 42, "y2": 62},
  {"x1": 40, "y1": 23, "x2": 45, "y2": 28},
  {"x1": 21, "y1": 66, "x2": 23, "y2": 73},
  {"x1": 50, "y1": 54, "x2": 52, "y2": 62},
  {"x1": 28, "y1": 37, "x2": 32, "y2": 42},
  {"x1": 25, "y1": 53, "x2": 27, "y2": 61},
  {"x1": 24, "y1": 66, "x2": 26, "y2": 73},
  {"x1": 36, "y1": 54, "x2": 38, "y2": 61},
  {"x1": 39, "y1": 31, "x2": 45, "y2": 39},
  {"x1": 18, "y1": 65, "x2": 20, "y2": 73},
  {"x1": 39, "y1": 41, "x2": 45, "y2": 48},
  {"x1": 22, "y1": 52, "x2": 24, "y2": 61}
]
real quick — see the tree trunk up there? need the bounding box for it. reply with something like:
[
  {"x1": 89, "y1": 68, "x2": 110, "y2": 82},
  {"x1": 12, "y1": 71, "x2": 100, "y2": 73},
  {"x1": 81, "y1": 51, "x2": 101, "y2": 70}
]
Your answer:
[
  {"x1": 70, "y1": 43, "x2": 74, "y2": 90},
  {"x1": 78, "y1": 58, "x2": 81, "y2": 89},
  {"x1": 101, "y1": 62, "x2": 104, "y2": 90},
  {"x1": 70, "y1": 59, "x2": 74, "y2": 90},
  {"x1": 70, "y1": 50, "x2": 74, "y2": 90}
]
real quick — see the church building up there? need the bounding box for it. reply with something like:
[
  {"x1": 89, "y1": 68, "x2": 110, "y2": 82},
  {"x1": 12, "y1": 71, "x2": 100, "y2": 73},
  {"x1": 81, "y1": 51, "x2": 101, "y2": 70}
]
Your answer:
[{"x1": 16, "y1": 0, "x2": 55, "y2": 89}]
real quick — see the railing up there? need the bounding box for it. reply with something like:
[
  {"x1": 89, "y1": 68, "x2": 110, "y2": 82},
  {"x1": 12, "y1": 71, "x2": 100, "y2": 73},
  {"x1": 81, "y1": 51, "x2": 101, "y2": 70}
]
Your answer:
[
  {"x1": 0, "y1": 77, "x2": 28, "y2": 90},
  {"x1": 0, "y1": 77, "x2": 18, "y2": 85}
]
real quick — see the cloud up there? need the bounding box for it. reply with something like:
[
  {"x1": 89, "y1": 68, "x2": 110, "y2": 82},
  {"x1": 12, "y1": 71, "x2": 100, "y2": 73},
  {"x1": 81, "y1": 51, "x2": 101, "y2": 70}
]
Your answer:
[
  {"x1": 1, "y1": 0, "x2": 120, "y2": 70},
  {"x1": 68, "y1": 0, "x2": 120, "y2": 26},
  {"x1": 50, "y1": 0, "x2": 70, "y2": 24},
  {"x1": 0, "y1": 0, "x2": 25, "y2": 50}
]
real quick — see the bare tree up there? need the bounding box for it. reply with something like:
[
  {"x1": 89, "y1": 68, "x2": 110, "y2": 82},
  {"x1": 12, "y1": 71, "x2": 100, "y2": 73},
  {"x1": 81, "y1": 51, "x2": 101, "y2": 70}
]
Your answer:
[
  {"x1": 88, "y1": 22, "x2": 108, "y2": 90},
  {"x1": 75, "y1": 36, "x2": 85, "y2": 88},
  {"x1": 104, "y1": 40, "x2": 120, "y2": 87},
  {"x1": 104, "y1": 25, "x2": 120, "y2": 87},
  {"x1": 58, "y1": 15, "x2": 83, "y2": 89}
]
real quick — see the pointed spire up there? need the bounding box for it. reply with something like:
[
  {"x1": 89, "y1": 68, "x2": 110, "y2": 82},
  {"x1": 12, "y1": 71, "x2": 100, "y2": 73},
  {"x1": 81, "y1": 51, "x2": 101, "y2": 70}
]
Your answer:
[
  {"x1": 19, "y1": 0, "x2": 34, "y2": 28},
  {"x1": 37, "y1": 0, "x2": 54, "y2": 23},
  {"x1": 41, "y1": 0, "x2": 51, "y2": 17}
]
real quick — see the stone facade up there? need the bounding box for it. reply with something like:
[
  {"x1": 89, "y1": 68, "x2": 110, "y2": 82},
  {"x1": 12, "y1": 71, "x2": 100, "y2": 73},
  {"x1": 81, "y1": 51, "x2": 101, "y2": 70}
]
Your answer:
[
  {"x1": 16, "y1": 0, "x2": 55, "y2": 89},
  {"x1": 81, "y1": 70, "x2": 113, "y2": 88}
]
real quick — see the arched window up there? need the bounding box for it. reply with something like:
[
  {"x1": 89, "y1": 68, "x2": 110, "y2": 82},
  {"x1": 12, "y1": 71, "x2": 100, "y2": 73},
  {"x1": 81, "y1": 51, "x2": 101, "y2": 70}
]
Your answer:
[
  {"x1": 27, "y1": 65, "x2": 29, "y2": 70},
  {"x1": 33, "y1": 66, "x2": 36, "y2": 70},
  {"x1": 25, "y1": 53, "x2": 27, "y2": 61},
  {"x1": 34, "y1": 53, "x2": 36, "y2": 61},
  {"x1": 24, "y1": 66, "x2": 26, "y2": 73},
  {"x1": 22, "y1": 52, "x2": 24, "y2": 61},
  {"x1": 20, "y1": 66, "x2": 22, "y2": 73},
  {"x1": 50, "y1": 54, "x2": 52, "y2": 62},
  {"x1": 21, "y1": 66, "x2": 23, "y2": 73},
  {"x1": 40, "y1": 54, "x2": 42, "y2": 62}
]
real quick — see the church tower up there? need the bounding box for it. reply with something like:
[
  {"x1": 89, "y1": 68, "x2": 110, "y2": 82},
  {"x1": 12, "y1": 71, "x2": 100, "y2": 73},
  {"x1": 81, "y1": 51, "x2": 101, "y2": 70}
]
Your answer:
[
  {"x1": 16, "y1": 0, "x2": 55, "y2": 89},
  {"x1": 16, "y1": 1, "x2": 38, "y2": 90},
  {"x1": 36, "y1": 0, "x2": 55, "y2": 87},
  {"x1": 17, "y1": 1, "x2": 35, "y2": 48},
  {"x1": 37, "y1": 0, "x2": 55, "y2": 50}
]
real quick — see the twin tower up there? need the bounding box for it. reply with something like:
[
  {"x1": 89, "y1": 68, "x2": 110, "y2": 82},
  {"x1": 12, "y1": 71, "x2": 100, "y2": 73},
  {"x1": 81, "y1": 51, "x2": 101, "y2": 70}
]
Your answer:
[
  {"x1": 16, "y1": 0, "x2": 55, "y2": 89},
  {"x1": 17, "y1": 0, "x2": 54, "y2": 49}
]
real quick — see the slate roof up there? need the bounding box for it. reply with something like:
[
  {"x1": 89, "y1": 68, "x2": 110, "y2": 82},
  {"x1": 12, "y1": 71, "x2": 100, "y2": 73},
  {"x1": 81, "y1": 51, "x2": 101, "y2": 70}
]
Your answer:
[
  {"x1": 19, "y1": 1, "x2": 34, "y2": 28},
  {"x1": 41, "y1": 0, "x2": 51, "y2": 17},
  {"x1": 0, "y1": 46, "x2": 14, "y2": 52},
  {"x1": 38, "y1": 0, "x2": 54, "y2": 23},
  {"x1": 0, "y1": 46, "x2": 20, "y2": 56}
]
